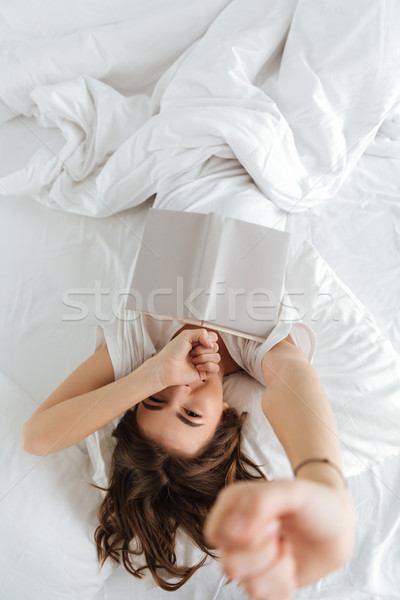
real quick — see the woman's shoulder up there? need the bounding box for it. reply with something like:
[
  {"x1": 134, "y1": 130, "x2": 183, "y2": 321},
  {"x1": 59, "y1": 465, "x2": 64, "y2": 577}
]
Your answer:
[
  {"x1": 218, "y1": 322, "x2": 316, "y2": 387},
  {"x1": 141, "y1": 314, "x2": 184, "y2": 351}
]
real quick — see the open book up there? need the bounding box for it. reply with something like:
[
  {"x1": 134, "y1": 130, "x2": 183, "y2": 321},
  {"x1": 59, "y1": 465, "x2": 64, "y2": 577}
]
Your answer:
[{"x1": 126, "y1": 208, "x2": 291, "y2": 342}]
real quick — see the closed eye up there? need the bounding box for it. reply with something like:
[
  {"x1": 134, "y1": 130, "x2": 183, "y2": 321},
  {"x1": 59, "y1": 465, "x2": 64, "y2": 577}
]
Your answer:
[
  {"x1": 149, "y1": 396, "x2": 164, "y2": 403},
  {"x1": 149, "y1": 396, "x2": 201, "y2": 419},
  {"x1": 185, "y1": 409, "x2": 201, "y2": 419}
]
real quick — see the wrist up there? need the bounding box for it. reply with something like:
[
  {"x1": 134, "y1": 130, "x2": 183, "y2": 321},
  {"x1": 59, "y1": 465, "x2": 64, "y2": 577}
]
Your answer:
[
  {"x1": 294, "y1": 461, "x2": 346, "y2": 493},
  {"x1": 127, "y1": 356, "x2": 165, "y2": 399},
  {"x1": 292, "y1": 476, "x2": 356, "y2": 579}
]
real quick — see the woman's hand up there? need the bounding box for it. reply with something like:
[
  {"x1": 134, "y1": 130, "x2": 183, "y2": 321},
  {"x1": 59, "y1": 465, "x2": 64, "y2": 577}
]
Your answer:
[
  {"x1": 204, "y1": 479, "x2": 355, "y2": 600},
  {"x1": 153, "y1": 328, "x2": 221, "y2": 388}
]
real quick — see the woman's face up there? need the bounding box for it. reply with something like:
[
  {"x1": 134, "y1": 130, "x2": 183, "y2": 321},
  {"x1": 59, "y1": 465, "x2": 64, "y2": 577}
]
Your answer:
[{"x1": 136, "y1": 372, "x2": 229, "y2": 457}]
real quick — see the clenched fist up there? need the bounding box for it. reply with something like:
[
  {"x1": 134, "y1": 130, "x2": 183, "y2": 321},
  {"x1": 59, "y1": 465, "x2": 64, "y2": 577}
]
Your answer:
[
  {"x1": 205, "y1": 479, "x2": 355, "y2": 600},
  {"x1": 154, "y1": 328, "x2": 221, "y2": 388}
]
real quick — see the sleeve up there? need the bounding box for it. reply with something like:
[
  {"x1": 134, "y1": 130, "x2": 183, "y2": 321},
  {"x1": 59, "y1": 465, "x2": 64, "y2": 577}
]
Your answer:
[
  {"x1": 94, "y1": 308, "x2": 155, "y2": 381},
  {"x1": 241, "y1": 321, "x2": 317, "y2": 386},
  {"x1": 222, "y1": 289, "x2": 317, "y2": 387}
]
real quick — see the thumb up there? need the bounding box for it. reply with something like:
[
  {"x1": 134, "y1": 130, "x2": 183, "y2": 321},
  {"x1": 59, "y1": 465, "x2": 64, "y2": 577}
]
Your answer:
[{"x1": 204, "y1": 480, "x2": 301, "y2": 549}]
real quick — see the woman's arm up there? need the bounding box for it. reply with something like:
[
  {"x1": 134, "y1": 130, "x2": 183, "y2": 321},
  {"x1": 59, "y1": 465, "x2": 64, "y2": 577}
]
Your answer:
[
  {"x1": 21, "y1": 344, "x2": 161, "y2": 456},
  {"x1": 260, "y1": 336, "x2": 344, "y2": 490},
  {"x1": 21, "y1": 328, "x2": 219, "y2": 456},
  {"x1": 204, "y1": 336, "x2": 355, "y2": 599}
]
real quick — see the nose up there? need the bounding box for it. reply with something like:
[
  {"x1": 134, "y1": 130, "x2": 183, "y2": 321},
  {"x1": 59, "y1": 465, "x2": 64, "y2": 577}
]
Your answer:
[
  {"x1": 166, "y1": 384, "x2": 190, "y2": 398},
  {"x1": 166, "y1": 379, "x2": 204, "y2": 400}
]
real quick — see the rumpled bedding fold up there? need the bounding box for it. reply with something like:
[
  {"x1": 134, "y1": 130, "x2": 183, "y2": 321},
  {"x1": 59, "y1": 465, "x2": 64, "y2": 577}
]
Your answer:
[{"x1": 1, "y1": 0, "x2": 399, "y2": 216}]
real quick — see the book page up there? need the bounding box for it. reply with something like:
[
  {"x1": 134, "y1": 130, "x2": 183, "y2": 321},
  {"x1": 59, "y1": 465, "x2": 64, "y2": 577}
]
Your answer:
[
  {"x1": 207, "y1": 216, "x2": 291, "y2": 337},
  {"x1": 126, "y1": 209, "x2": 218, "y2": 320}
]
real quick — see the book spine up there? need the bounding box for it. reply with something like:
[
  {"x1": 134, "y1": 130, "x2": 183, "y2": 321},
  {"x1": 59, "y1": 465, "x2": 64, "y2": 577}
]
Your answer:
[
  {"x1": 202, "y1": 321, "x2": 266, "y2": 343},
  {"x1": 139, "y1": 312, "x2": 266, "y2": 343}
]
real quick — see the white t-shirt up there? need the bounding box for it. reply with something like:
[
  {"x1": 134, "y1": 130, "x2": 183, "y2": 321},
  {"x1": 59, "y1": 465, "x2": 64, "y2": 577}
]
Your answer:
[{"x1": 96, "y1": 290, "x2": 317, "y2": 387}]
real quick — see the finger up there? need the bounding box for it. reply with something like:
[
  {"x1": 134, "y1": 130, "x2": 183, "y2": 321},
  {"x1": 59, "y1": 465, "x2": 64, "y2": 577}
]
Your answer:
[
  {"x1": 204, "y1": 481, "x2": 301, "y2": 549},
  {"x1": 191, "y1": 352, "x2": 221, "y2": 365},
  {"x1": 190, "y1": 342, "x2": 219, "y2": 356},
  {"x1": 180, "y1": 328, "x2": 218, "y2": 349},
  {"x1": 196, "y1": 361, "x2": 220, "y2": 373},
  {"x1": 191, "y1": 348, "x2": 220, "y2": 361},
  {"x1": 222, "y1": 535, "x2": 280, "y2": 581},
  {"x1": 239, "y1": 539, "x2": 296, "y2": 600},
  {"x1": 199, "y1": 329, "x2": 218, "y2": 348},
  {"x1": 189, "y1": 341, "x2": 202, "y2": 349}
]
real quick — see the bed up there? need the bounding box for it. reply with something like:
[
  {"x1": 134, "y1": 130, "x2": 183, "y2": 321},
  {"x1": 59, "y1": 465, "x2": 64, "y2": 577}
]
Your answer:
[{"x1": 1, "y1": 1, "x2": 400, "y2": 599}]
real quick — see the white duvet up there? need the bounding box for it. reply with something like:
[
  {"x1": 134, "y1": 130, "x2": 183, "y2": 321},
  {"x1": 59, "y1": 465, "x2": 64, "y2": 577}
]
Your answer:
[{"x1": 1, "y1": 0, "x2": 400, "y2": 216}]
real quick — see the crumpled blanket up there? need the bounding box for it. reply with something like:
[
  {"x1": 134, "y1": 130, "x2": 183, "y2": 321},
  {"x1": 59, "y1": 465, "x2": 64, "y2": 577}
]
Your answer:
[{"x1": 1, "y1": 0, "x2": 400, "y2": 216}]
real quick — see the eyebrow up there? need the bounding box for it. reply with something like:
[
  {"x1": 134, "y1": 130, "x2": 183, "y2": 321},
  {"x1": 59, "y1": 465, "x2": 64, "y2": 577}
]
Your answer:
[{"x1": 141, "y1": 401, "x2": 204, "y2": 428}]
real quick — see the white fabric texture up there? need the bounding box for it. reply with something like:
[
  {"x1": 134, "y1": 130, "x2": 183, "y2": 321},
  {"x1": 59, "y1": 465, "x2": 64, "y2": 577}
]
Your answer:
[
  {"x1": 1, "y1": 1, "x2": 400, "y2": 216},
  {"x1": 0, "y1": 371, "x2": 117, "y2": 599},
  {"x1": 152, "y1": 154, "x2": 289, "y2": 230}
]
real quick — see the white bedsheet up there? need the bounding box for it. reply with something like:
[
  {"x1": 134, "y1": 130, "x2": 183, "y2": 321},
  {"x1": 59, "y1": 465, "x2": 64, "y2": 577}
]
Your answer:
[{"x1": 1, "y1": 2, "x2": 400, "y2": 599}]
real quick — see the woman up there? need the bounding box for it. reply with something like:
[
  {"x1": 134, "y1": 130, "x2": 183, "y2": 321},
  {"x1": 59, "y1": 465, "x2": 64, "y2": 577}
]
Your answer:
[{"x1": 21, "y1": 314, "x2": 355, "y2": 598}]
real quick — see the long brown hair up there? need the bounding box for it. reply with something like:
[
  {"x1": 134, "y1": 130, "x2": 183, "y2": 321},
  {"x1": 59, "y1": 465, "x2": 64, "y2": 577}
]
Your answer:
[{"x1": 90, "y1": 404, "x2": 266, "y2": 591}]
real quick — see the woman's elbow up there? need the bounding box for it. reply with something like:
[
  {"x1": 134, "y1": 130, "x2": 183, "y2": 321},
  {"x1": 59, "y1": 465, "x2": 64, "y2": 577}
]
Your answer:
[{"x1": 20, "y1": 421, "x2": 47, "y2": 456}]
